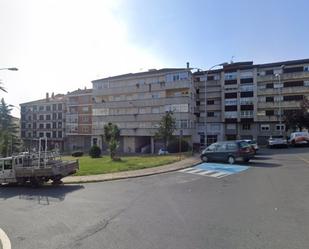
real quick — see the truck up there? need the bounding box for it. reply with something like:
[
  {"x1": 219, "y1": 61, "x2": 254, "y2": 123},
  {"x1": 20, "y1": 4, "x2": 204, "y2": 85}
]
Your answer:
[{"x1": 0, "y1": 151, "x2": 79, "y2": 186}]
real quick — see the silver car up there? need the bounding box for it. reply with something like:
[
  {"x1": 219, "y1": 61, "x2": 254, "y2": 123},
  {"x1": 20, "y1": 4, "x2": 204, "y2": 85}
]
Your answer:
[{"x1": 268, "y1": 136, "x2": 288, "y2": 148}]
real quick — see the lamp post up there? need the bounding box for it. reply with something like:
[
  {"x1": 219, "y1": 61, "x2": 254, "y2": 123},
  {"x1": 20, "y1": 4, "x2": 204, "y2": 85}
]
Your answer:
[
  {"x1": 275, "y1": 65, "x2": 285, "y2": 136},
  {"x1": 0, "y1": 67, "x2": 18, "y2": 71},
  {"x1": 203, "y1": 62, "x2": 228, "y2": 147}
]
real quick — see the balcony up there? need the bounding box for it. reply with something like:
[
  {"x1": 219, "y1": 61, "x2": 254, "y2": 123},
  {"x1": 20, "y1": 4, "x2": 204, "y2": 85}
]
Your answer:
[
  {"x1": 258, "y1": 101, "x2": 301, "y2": 109},
  {"x1": 258, "y1": 86, "x2": 309, "y2": 95},
  {"x1": 258, "y1": 71, "x2": 309, "y2": 82}
]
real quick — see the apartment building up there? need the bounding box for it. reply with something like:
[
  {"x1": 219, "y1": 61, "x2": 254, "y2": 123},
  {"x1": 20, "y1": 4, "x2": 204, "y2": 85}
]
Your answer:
[
  {"x1": 20, "y1": 93, "x2": 66, "y2": 150},
  {"x1": 194, "y1": 59, "x2": 309, "y2": 146},
  {"x1": 91, "y1": 67, "x2": 196, "y2": 153},
  {"x1": 65, "y1": 88, "x2": 92, "y2": 152}
]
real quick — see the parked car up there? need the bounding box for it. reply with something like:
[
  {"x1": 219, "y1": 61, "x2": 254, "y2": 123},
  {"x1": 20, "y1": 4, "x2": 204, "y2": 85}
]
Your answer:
[
  {"x1": 158, "y1": 148, "x2": 169, "y2": 155},
  {"x1": 268, "y1": 135, "x2": 288, "y2": 148},
  {"x1": 200, "y1": 141, "x2": 255, "y2": 164},
  {"x1": 288, "y1": 132, "x2": 309, "y2": 146},
  {"x1": 242, "y1": 139, "x2": 259, "y2": 153}
]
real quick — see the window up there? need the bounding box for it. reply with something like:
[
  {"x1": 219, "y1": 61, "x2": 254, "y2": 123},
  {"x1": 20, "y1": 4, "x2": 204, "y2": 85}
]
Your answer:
[
  {"x1": 266, "y1": 83, "x2": 274, "y2": 88},
  {"x1": 33, "y1": 105, "x2": 37, "y2": 111},
  {"x1": 240, "y1": 84, "x2": 254, "y2": 92},
  {"x1": 283, "y1": 95, "x2": 303, "y2": 101},
  {"x1": 53, "y1": 122, "x2": 57, "y2": 129},
  {"x1": 58, "y1": 131, "x2": 62, "y2": 138},
  {"x1": 240, "y1": 91, "x2": 254, "y2": 97},
  {"x1": 257, "y1": 110, "x2": 266, "y2": 116},
  {"x1": 52, "y1": 113, "x2": 57, "y2": 119},
  {"x1": 274, "y1": 96, "x2": 283, "y2": 102},
  {"x1": 225, "y1": 111, "x2": 238, "y2": 118},
  {"x1": 39, "y1": 115, "x2": 44, "y2": 120},
  {"x1": 261, "y1": 124, "x2": 270, "y2": 131},
  {"x1": 46, "y1": 114, "x2": 51, "y2": 120},
  {"x1": 276, "y1": 124, "x2": 285, "y2": 131},
  {"x1": 58, "y1": 104, "x2": 62, "y2": 110},
  {"x1": 224, "y1": 72, "x2": 237, "y2": 80},
  {"x1": 27, "y1": 132, "x2": 32, "y2": 138},
  {"x1": 240, "y1": 110, "x2": 253, "y2": 117},
  {"x1": 39, "y1": 123, "x2": 44, "y2": 129},
  {"x1": 226, "y1": 143, "x2": 238, "y2": 150},
  {"x1": 46, "y1": 132, "x2": 51, "y2": 138},
  {"x1": 93, "y1": 108, "x2": 109, "y2": 116},
  {"x1": 226, "y1": 124, "x2": 236, "y2": 130},
  {"x1": 46, "y1": 123, "x2": 51, "y2": 129},
  {"x1": 283, "y1": 67, "x2": 303, "y2": 73},
  {"x1": 33, "y1": 123, "x2": 37, "y2": 129},
  {"x1": 4, "y1": 160, "x2": 12, "y2": 170},
  {"x1": 52, "y1": 104, "x2": 57, "y2": 111},
  {"x1": 58, "y1": 113, "x2": 62, "y2": 119},
  {"x1": 240, "y1": 78, "x2": 253, "y2": 84},
  {"x1": 284, "y1": 81, "x2": 303, "y2": 87},
  {"x1": 266, "y1": 96, "x2": 274, "y2": 102},
  {"x1": 58, "y1": 122, "x2": 62, "y2": 128},
  {"x1": 82, "y1": 106, "x2": 89, "y2": 112},
  {"x1": 207, "y1": 112, "x2": 214, "y2": 117},
  {"x1": 207, "y1": 100, "x2": 215, "y2": 105},
  {"x1": 240, "y1": 97, "x2": 254, "y2": 105},
  {"x1": 225, "y1": 92, "x2": 237, "y2": 99},
  {"x1": 265, "y1": 110, "x2": 274, "y2": 116},
  {"x1": 225, "y1": 105, "x2": 237, "y2": 111},
  {"x1": 52, "y1": 131, "x2": 57, "y2": 138},
  {"x1": 152, "y1": 93, "x2": 160, "y2": 98},
  {"x1": 39, "y1": 106, "x2": 44, "y2": 111},
  {"x1": 225, "y1": 99, "x2": 237, "y2": 105},
  {"x1": 305, "y1": 81, "x2": 309, "y2": 87},
  {"x1": 242, "y1": 123, "x2": 251, "y2": 130},
  {"x1": 165, "y1": 104, "x2": 188, "y2": 113},
  {"x1": 207, "y1": 135, "x2": 217, "y2": 146},
  {"x1": 27, "y1": 124, "x2": 31, "y2": 129},
  {"x1": 265, "y1": 69, "x2": 274, "y2": 75},
  {"x1": 304, "y1": 66, "x2": 309, "y2": 71},
  {"x1": 39, "y1": 132, "x2": 44, "y2": 137},
  {"x1": 46, "y1": 106, "x2": 51, "y2": 111}
]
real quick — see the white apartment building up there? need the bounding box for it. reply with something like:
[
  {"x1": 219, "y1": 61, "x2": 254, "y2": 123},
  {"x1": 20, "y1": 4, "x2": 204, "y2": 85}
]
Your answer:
[{"x1": 91, "y1": 67, "x2": 197, "y2": 153}]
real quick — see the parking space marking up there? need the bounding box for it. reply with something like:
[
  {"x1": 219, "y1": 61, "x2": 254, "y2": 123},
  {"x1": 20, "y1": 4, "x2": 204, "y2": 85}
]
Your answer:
[
  {"x1": 0, "y1": 228, "x2": 11, "y2": 249},
  {"x1": 179, "y1": 162, "x2": 249, "y2": 179},
  {"x1": 295, "y1": 156, "x2": 309, "y2": 165}
]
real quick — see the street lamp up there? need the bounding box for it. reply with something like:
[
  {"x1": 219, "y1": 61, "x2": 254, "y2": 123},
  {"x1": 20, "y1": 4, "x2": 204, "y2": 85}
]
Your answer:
[
  {"x1": 275, "y1": 65, "x2": 285, "y2": 136},
  {"x1": 0, "y1": 67, "x2": 18, "y2": 71},
  {"x1": 203, "y1": 62, "x2": 228, "y2": 147}
]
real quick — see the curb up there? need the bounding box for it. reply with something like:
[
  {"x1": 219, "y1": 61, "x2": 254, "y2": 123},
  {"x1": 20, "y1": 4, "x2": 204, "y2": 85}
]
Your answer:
[
  {"x1": 0, "y1": 229, "x2": 11, "y2": 249},
  {"x1": 63, "y1": 157, "x2": 201, "y2": 184}
]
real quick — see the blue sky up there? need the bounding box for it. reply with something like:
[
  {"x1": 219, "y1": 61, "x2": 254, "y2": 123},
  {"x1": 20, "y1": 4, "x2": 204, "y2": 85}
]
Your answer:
[
  {"x1": 0, "y1": 0, "x2": 308, "y2": 116},
  {"x1": 121, "y1": 0, "x2": 309, "y2": 68}
]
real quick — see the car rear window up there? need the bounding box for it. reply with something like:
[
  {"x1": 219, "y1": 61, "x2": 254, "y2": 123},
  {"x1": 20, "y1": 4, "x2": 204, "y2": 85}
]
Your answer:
[{"x1": 239, "y1": 141, "x2": 250, "y2": 148}]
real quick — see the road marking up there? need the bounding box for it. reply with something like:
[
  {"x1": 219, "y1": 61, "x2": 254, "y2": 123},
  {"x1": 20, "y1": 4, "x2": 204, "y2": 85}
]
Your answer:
[
  {"x1": 295, "y1": 156, "x2": 309, "y2": 165},
  {"x1": 179, "y1": 162, "x2": 249, "y2": 179},
  {"x1": 0, "y1": 228, "x2": 11, "y2": 249}
]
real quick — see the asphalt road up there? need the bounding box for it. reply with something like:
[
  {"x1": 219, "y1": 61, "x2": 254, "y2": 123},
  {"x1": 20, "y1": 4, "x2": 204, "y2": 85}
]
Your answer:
[{"x1": 1, "y1": 147, "x2": 309, "y2": 249}]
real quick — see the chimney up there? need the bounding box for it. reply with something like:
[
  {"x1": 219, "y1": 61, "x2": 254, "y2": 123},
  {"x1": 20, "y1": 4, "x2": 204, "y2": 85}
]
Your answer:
[
  {"x1": 46, "y1": 92, "x2": 49, "y2": 101},
  {"x1": 51, "y1": 92, "x2": 55, "y2": 99},
  {"x1": 84, "y1": 86, "x2": 87, "y2": 90},
  {"x1": 186, "y1": 62, "x2": 190, "y2": 69}
]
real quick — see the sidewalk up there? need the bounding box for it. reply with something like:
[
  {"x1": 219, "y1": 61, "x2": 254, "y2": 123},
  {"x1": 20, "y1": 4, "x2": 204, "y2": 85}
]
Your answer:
[{"x1": 63, "y1": 155, "x2": 201, "y2": 184}]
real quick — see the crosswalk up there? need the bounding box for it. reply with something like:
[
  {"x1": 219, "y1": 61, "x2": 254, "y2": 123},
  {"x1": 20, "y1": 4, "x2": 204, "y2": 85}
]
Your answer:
[{"x1": 178, "y1": 162, "x2": 249, "y2": 179}]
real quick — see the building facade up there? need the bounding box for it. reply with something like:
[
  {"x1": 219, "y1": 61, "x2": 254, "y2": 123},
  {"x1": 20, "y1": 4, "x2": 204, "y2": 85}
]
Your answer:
[
  {"x1": 91, "y1": 67, "x2": 197, "y2": 153},
  {"x1": 194, "y1": 59, "x2": 309, "y2": 146},
  {"x1": 20, "y1": 93, "x2": 66, "y2": 151},
  {"x1": 65, "y1": 88, "x2": 93, "y2": 152}
]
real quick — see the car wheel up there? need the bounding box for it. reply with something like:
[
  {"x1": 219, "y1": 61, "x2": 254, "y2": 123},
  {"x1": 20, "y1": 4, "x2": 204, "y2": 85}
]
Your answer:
[
  {"x1": 201, "y1": 155, "x2": 208, "y2": 162},
  {"x1": 243, "y1": 158, "x2": 250, "y2": 163},
  {"x1": 227, "y1": 156, "x2": 235, "y2": 164}
]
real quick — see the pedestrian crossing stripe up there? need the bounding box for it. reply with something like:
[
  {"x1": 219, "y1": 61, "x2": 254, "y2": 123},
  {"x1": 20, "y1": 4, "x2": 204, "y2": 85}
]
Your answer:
[{"x1": 179, "y1": 162, "x2": 249, "y2": 178}]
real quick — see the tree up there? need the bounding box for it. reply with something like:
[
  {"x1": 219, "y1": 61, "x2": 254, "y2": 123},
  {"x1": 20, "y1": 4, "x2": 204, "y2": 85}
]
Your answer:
[
  {"x1": 103, "y1": 122, "x2": 120, "y2": 160},
  {"x1": 284, "y1": 98, "x2": 309, "y2": 131},
  {"x1": 0, "y1": 81, "x2": 6, "y2": 93},
  {"x1": 155, "y1": 111, "x2": 176, "y2": 150},
  {"x1": 0, "y1": 98, "x2": 20, "y2": 156}
]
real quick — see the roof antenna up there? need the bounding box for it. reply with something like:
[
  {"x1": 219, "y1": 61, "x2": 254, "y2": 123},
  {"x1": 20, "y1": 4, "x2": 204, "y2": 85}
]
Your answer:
[{"x1": 230, "y1": 56, "x2": 235, "y2": 64}]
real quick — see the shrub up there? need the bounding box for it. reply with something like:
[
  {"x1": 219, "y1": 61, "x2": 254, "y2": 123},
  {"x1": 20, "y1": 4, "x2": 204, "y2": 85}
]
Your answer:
[
  {"x1": 89, "y1": 145, "x2": 101, "y2": 158},
  {"x1": 167, "y1": 138, "x2": 190, "y2": 153},
  {"x1": 71, "y1": 151, "x2": 83, "y2": 157}
]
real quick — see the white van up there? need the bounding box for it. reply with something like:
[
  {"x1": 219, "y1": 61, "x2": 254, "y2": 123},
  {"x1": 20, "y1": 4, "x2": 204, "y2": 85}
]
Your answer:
[{"x1": 289, "y1": 132, "x2": 309, "y2": 145}]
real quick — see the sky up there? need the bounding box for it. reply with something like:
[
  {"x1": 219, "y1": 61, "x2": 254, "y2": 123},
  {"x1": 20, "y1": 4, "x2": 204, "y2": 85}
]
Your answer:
[{"x1": 0, "y1": 0, "x2": 309, "y2": 117}]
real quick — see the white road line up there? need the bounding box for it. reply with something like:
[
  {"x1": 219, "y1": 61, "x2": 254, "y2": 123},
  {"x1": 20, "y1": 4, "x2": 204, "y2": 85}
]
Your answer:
[
  {"x1": 0, "y1": 228, "x2": 11, "y2": 249},
  {"x1": 179, "y1": 167, "x2": 195, "y2": 172},
  {"x1": 198, "y1": 170, "x2": 217, "y2": 175},
  {"x1": 210, "y1": 172, "x2": 229, "y2": 178},
  {"x1": 186, "y1": 168, "x2": 205, "y2": 174}
]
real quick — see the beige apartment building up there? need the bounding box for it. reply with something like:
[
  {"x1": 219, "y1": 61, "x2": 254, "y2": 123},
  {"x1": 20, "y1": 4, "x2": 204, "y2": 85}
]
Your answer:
[
  {"x1": 194, "y1": 59, "x2": 309, "y2": 146},
  {"x1": 91, "y1": 67, "x2": 197, "y2": 153},
  {"x1": 65, "y1": 88, "x2": 93, "y2": 153}
]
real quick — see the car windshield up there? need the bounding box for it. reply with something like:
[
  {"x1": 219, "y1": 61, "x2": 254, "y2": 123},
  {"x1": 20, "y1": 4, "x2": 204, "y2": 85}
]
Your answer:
[
  {"x1": 272, "y1": 136, "x2": 284, "y2": 139},
  {"x1": 239, "y1": 141, "x2": 250, "y2": 148}
]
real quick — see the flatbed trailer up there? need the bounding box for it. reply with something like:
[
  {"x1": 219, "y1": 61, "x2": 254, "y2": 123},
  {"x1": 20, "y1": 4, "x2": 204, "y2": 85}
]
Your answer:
[{"x1": 0, "y1": 152, "x2": 79, "y2": 186}]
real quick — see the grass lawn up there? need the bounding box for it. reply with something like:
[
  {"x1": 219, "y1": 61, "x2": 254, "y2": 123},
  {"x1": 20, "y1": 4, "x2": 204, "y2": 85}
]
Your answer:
[{"x1": 62, "y1": 154, "x2": 184, "y2": 176}]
